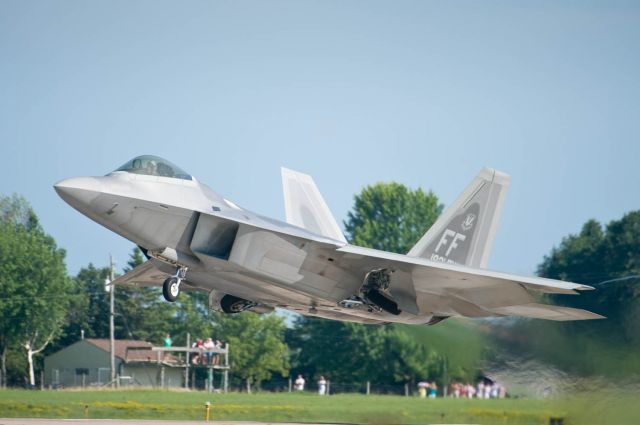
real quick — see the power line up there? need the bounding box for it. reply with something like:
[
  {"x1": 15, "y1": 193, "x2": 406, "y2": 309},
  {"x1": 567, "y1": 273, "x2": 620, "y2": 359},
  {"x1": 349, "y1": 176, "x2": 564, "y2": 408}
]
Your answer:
[{"x1": 594, "y1": 275, "x2": 640, "y2": 286}]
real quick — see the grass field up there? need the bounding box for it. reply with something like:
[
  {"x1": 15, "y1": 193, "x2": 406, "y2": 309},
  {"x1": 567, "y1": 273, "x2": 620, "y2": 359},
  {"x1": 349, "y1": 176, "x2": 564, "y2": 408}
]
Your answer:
[{"x1": 1, "y1": 389, "x2": 636, "y2": 425}]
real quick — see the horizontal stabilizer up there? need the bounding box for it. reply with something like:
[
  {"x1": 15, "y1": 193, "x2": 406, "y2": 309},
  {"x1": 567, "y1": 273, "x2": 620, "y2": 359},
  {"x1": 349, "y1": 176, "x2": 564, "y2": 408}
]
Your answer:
[
  {"x1": 281, "y1": 167, "x2": 347, "y2": 243},
  {"x1": 490, "y1": 303, "x2": 605, "y2": 321}
]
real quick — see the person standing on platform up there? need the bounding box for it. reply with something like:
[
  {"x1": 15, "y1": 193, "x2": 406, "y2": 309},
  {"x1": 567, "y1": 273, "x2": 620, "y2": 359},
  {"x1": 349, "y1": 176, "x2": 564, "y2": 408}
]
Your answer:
[{"x1": 162, "y1": 334, "x2": 172, "y2": 361}]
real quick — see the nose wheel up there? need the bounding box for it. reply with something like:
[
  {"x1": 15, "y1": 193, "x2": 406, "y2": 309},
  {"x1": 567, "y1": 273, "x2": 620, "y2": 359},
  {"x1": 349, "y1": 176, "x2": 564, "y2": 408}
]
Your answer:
[{"x1": 162, "y1": 267, "x2": 187, "y2": 302}]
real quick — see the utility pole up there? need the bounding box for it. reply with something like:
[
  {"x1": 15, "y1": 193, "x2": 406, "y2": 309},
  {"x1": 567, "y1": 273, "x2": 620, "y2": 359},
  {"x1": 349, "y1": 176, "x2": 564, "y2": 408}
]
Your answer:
[
  {"x1": 185, "y1": 332, "x2": 190, "y2": 389},
  {"x1": 109, "y1": 255, "x2": 116, "y2": 388}
]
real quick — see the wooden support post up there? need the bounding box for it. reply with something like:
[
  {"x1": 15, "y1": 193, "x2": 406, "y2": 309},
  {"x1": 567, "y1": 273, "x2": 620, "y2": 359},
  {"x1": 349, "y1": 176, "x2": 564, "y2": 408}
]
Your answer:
[{"x1": 366, "y1": 381, "x2": 370, "y2": 395}]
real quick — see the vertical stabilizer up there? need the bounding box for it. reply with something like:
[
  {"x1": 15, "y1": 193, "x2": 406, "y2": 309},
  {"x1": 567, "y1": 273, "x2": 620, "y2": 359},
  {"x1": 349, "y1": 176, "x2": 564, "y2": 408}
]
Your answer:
[
  {"x1": 281, "y1": 168, "x2": 347, "y2": 243},
  {"x1": 407, "y1": 168, "x2": 510, "y2": 268}
]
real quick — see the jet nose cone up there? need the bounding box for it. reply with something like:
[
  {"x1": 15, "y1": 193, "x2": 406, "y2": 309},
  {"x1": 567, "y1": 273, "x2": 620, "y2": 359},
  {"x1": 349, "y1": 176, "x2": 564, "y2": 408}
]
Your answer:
[{"x1": 54, "y1": 177, "x2": 102, "y2": 209}]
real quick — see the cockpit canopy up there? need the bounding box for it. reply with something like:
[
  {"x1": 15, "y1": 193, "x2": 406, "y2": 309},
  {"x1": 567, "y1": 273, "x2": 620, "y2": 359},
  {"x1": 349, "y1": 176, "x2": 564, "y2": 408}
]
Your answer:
[{"x1": 114, "y1": 155, "x2": 193, "y2": 180}]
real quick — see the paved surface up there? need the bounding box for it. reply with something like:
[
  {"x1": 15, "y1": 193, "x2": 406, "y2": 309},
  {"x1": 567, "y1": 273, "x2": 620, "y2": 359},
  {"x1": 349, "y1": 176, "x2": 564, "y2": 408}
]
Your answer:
[
  {"x1": 2, "y1": 421, "x2": 329, "y2": 425},
  {"x1": 0, "y1": 420, "x2": 475, "y2": 425}
]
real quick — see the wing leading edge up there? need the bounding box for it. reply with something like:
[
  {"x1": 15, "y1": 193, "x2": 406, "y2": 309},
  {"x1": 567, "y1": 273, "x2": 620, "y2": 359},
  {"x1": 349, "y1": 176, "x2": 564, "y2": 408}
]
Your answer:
[{"x1": 111, "y1": 260, "x2": 170, "y2": 288}]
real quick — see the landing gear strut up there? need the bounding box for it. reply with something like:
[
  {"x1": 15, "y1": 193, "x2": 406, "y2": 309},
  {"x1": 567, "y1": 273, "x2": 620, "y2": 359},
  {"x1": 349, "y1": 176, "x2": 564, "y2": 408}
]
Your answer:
[
  {"x1": 162, "y1": 266, "x2": 187, "y2": 302},
  {"x1": 338, "y1": 269, "x2": 402, "y2": 315}
]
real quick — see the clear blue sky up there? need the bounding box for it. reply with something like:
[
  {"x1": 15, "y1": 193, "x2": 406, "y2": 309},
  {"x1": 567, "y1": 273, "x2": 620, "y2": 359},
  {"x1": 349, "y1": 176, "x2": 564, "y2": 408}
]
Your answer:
[{"x1": 1, "y1": 0, "x2": 639, "y2": 277}]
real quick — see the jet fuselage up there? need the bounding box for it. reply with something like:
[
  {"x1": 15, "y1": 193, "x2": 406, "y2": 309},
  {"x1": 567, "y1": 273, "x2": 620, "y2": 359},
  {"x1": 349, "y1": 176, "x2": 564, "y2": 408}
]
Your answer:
[{"x1": 55, "y1": 165, "x2": 421, "y2": 324}]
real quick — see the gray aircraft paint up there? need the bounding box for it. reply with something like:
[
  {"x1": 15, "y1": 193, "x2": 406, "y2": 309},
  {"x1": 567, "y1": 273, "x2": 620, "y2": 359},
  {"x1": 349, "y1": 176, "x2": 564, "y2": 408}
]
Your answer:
[
  {"x1": 54, "y1": 156, "x2": 603, "y2": 325},
  {"x1": 407, "y1": 167, "x2": 509, "y2": 269},
  {"x1": 426, "y1": 202, "x2": 480, "y2": 265}
]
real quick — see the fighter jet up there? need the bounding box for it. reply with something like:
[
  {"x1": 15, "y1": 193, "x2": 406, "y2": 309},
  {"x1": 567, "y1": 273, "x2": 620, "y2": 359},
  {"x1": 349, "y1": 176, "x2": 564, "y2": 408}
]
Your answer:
[{"x1": 54, "y1": 155, "x2": 602, "y2": 325}]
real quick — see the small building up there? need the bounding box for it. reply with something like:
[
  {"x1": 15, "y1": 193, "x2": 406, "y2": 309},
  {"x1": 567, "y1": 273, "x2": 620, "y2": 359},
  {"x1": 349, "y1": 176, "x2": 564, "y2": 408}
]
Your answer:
[{"x1": 44, "y1": 338, "x2": 184, "y2": 388}]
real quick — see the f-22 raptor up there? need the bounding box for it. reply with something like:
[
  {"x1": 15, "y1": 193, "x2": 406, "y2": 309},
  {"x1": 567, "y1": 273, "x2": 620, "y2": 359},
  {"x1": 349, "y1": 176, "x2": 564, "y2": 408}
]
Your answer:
[{"x1": 55, "y1": 155, "x2": 602, "y2": 325}]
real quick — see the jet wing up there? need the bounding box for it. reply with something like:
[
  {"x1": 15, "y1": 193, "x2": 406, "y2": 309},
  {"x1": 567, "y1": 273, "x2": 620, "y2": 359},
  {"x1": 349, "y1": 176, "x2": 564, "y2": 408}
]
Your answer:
[
  {"x1": 336, "y1": 245, "x2": 603, "y2": 321},
  {"x1": 111, "y1": 260, "x2": 171, "y2": 288}
]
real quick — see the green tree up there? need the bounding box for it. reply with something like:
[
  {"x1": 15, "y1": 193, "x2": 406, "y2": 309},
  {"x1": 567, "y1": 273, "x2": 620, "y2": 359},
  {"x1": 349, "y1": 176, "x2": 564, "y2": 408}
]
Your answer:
[
  {"x1": 49, "y1": 264, "x2": 111, "y2": 352},
  {"x1": 344, "y1": 182, "x2": 442, "y2": 254},
  {"x1": 288, "y1": 317, "x2": 444, "y2": 387},
  {"x1": 114, "y1": 248, "x2": 176, "y2": 344},
  {"x1": 212, "y1": 312, "x2": 289, "y2": 392},
  {"x1": 170, "y1": 291, "x2": 213, "y2": 346},
  {"x1": 76, "y1": 265, "x2": 111, "y2": 339},
  {"x1": 538, "y1": 213, "x2": 640, "y2": 340},
  {"x1": 0, "y1": 195, "x2": 71, "y2": 386},
  {"x1": 493, "y1": 211, "x2": 640, "y2": 377},
  {"x1": 287, "y1": 317, "x2": 386, "y2": 383},
  {"x1": 378, "y1": 329, "x2": 432, "y2": 385}
]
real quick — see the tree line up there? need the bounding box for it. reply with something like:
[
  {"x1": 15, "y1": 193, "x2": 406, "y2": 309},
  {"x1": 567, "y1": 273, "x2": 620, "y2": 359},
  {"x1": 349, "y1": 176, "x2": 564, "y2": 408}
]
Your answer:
[{"x1": 1, "y1": 181, "x2": 638, "y2": 389}]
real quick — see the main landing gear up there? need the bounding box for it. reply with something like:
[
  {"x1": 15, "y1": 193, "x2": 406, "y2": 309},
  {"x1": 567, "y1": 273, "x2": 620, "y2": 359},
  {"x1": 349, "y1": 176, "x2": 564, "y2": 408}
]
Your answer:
[
  {"x1": 220, "y1": 294, "x2": 257, "y2": 313},
  {"x1": 162, "y1": 266, "x2": 188, "y2": 302}
]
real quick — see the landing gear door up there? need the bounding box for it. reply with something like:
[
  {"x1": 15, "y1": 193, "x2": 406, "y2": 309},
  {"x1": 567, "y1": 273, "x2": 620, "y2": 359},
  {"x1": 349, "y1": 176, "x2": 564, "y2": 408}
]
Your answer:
[{"x1": 389, "y1": 270, "x2": 420, "y2": 315}]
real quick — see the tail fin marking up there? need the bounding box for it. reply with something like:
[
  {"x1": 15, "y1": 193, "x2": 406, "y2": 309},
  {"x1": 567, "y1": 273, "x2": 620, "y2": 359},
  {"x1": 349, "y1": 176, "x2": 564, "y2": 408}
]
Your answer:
[{"x1": 407, "y1": 168, "x2": 510, "y2": 268}]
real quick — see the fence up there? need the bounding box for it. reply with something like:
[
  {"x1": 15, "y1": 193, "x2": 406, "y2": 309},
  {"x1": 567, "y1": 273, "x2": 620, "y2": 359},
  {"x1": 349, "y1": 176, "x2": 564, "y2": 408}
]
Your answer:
[{"x1": 247, "y1": 378, "x2": 415, "y2": 396}]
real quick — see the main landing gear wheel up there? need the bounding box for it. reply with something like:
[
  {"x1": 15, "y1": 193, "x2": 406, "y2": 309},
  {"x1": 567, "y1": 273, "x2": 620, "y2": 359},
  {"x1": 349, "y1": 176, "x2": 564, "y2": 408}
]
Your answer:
[
  {"x1": 162, "y1": 266, "x2": 188, "y2": 302},
  {"x1": 220, "y1": 294, "x2": 256, "y2": 314}
]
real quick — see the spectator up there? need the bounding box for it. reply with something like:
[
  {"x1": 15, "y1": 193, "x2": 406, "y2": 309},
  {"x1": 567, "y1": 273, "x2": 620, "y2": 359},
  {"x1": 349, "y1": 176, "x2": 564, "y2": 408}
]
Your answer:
[
  {"x1": 418, "y1": 381, "x2": 429, "y2": 398},
  {"x1": 203, "y1": 337, "x2": 215, "y2": 365},
  {"x1": 483, "y1": 382, "x2": 491, "y2": 399},
  {"x1": 452, "y1": 382, "x2": 461, "y2": 398},
  {"x1": 318, "y1": 376, "x2": 327, "y2": 395},
  {"x1": 194, "y1": 339, "x2": 204, "y2": 365},
  {"x1": 211, "y1": 339, "x2": 222, "y2": 366},
  {"x1": 294, "y1": 374, "x2": 305, "y2": 391},
  {"x1": 162, "y1": 334, "x2": 172, "y2": 361},
  {"x1": 477, "y1": 381, "x2": 485, "y2": 399},
  {"x1": 190, "y1": 339, "x2": 200, "y2": 365},
  {"x1": 163, "y1": 334, "x2": 172, "y2": 347},
  {"x1": 466, "y1": 383, "x2": 476, "y2": 399},
  {"x1": 491, "y1": 383, "x2": 499, "y2": 399},
  {"x1": 428, "y1": 382, "x2": 437, "y2": 398}
]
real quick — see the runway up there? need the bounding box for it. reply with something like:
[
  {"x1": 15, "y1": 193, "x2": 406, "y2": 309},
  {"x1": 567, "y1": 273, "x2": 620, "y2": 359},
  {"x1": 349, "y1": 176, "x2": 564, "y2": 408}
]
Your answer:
[
  {"x1": 1, "y1": 421, "x2": 333, "y2": 425},
  {"x1": 0, "y1": 417, "x2": 478, "y2": 425}
]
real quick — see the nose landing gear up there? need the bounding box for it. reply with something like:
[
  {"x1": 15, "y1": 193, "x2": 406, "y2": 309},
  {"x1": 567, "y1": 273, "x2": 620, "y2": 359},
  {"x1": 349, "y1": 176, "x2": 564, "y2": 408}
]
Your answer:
[{"x1": 162, "y1": 266, "x2": 188, "y2": 302}]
